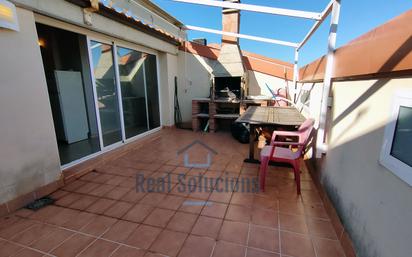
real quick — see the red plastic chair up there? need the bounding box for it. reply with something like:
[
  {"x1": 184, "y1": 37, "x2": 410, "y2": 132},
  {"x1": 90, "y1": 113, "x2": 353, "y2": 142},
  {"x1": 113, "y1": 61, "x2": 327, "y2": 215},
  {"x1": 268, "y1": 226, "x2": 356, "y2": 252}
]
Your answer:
[{"x1": 259, "y1": 119, "x2": 314, "y2": 194}]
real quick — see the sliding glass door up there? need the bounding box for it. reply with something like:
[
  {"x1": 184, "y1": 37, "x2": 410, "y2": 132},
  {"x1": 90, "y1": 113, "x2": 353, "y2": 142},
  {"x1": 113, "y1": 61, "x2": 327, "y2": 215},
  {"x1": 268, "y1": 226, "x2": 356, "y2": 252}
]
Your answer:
[
  {"x1": 116, "y1": 47, "x2": 149, "y2": 138},
  {"x1": 90, "y1": 41, "x2": 123, "y2": 147},
  {"x1": 89, "y1": 40, "x2": 161, "y2": 147}
]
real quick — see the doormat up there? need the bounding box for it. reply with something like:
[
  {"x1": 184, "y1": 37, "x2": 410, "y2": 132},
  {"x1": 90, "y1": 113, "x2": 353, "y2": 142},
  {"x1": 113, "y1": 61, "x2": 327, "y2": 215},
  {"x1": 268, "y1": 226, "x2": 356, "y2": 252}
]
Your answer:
[{"x1": 25, "y1": 196, "x2": 55, "y2": 210}]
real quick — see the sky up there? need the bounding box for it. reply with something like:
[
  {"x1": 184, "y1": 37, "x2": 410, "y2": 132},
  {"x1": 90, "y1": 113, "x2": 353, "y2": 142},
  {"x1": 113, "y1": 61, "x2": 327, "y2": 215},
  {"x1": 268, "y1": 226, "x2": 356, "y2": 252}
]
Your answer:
[{"x1": 151, "y1": 0, "x2": 412, "y2": 65}]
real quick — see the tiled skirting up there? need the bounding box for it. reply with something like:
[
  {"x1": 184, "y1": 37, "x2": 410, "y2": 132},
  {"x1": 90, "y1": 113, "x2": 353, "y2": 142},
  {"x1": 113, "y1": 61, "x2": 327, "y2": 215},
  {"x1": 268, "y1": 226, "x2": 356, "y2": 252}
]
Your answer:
[{"x1": 305, "y1": 159, "x2": 357, "y2": 257}]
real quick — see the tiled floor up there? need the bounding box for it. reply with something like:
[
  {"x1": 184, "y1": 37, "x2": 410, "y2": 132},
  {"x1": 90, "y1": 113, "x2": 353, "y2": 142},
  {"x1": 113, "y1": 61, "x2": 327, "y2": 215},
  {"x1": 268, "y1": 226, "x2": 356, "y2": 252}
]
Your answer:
[{"x1": 0, "y1": 129, "x2": 346, "y2": 257}]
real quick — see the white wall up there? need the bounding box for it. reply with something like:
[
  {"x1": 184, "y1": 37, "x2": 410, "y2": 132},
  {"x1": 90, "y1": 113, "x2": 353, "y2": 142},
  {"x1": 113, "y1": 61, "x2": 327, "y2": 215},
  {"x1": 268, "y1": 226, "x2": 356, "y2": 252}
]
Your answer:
[
  {"x1": 0, "y1": 7, "x2": 61, "y2": 204},
  {"x1": 313, "y1": 78, "x2": 412, "y2": 257},
  {"x1": 177, "y1": 51, "x2": 213, "y2": 123},
  {"x1": 247, "y1": 70, "x2": 289, "y2": 97}
]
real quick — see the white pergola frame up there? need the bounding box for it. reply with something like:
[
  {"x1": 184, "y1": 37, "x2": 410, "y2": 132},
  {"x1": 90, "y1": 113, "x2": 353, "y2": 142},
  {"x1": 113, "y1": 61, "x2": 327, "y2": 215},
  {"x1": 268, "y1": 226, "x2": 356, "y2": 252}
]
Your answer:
[{"x1": 175, "y1": 0, "x2": 341, "y2": 158}]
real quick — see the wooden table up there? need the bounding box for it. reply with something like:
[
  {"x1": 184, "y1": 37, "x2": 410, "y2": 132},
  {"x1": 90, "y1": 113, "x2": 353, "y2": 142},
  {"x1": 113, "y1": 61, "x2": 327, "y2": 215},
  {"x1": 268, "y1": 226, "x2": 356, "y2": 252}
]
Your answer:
[{"x1": 236, "y1": 106, "x2": 306, "y2": 163}]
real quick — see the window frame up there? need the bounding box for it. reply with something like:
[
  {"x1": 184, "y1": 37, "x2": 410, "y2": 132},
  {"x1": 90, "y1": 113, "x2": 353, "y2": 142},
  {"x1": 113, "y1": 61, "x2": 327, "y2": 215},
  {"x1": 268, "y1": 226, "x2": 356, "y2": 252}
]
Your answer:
[{"x1": 380, "y1": 90, "x2": 412, "y2": 186}]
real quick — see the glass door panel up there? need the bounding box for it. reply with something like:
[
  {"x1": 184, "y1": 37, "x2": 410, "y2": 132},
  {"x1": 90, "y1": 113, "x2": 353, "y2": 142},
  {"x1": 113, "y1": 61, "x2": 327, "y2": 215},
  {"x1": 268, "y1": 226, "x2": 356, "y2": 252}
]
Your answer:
[
  {"x1": 144, "y1": 54, "x2": 161, "y2": 129},
  {"x1": 117, "y1": 46, "x2": 149, "y2": 138},
  {"x1": 90, "y1": 41, "x2": 122, "y2": 147}
]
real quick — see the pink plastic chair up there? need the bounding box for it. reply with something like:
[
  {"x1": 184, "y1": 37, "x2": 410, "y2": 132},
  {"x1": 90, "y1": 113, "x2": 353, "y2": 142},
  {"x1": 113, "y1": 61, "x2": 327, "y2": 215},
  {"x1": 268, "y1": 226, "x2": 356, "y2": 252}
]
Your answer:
[{"x1": 259, "y1": 119, "x2": 314, "y2": 194}]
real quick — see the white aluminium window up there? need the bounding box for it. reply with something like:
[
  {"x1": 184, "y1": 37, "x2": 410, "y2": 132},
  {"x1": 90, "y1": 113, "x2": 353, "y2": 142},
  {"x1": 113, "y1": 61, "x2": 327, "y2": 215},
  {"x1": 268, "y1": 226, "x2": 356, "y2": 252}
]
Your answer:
[{"x1": 380, "y1": 90, "x2": 412, "y2": 186}]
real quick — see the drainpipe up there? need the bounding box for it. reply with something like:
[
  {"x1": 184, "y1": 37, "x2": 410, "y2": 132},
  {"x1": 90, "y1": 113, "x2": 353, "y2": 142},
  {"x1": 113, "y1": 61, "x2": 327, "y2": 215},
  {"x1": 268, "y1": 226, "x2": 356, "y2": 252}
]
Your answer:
[{"x1": 316, "y1": 0, "x2": 341, "y2": 158}]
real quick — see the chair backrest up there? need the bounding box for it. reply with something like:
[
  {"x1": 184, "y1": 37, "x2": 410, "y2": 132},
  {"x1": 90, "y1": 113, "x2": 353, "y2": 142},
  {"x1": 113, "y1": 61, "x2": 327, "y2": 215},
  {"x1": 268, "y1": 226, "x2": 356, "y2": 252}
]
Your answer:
[{"x1": 297, "y1": 118, "x2": 315, "y2": 149}]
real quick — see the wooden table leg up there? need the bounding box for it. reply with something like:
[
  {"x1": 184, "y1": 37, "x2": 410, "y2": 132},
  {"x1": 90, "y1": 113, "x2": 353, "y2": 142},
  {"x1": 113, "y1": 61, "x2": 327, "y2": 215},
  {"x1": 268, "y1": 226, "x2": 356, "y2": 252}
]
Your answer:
[{"x1": 244, "y1": 124, "x2": 260, "y2": 163}]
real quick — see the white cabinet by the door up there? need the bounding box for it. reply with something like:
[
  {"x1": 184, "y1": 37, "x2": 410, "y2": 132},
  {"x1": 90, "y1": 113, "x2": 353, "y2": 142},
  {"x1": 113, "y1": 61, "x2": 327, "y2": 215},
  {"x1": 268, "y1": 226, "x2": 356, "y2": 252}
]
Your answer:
[{"x1": 54, "y1": 70, "x2": 89, "y2": 143}]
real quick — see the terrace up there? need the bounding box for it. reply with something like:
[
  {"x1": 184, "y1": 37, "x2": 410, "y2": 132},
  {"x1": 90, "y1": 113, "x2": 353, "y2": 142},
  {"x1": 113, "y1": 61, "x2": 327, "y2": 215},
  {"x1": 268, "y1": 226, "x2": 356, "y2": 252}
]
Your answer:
[
  {"x1": 1, "y1": 0, "x2": 411, "y2": 257},
  {"x1": 0, "y1": 129, "x2": 344, "y2": 257}
]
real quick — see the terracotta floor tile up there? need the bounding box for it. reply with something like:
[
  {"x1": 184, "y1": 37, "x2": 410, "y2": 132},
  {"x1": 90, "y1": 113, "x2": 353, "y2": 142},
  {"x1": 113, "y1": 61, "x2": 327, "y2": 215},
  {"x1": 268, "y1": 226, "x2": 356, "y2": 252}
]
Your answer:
[
  {"x1": 188, "y1": 189, "x2": 211, "y2": 201},
  {"x1": 11, "y1": 223, "x2": 55, "y2": 245},
  {"x1": 0, "y1": 218, "x2": 37, "y2": 239},
  {"x1": 86, "y1": 198, "x2": 116, "y2": 214},
  {"x1": 218, "y1": 220, "x2": 249, "y2": 245},
  {"x1": 77, "y1": 239, "x2": 119, "y2": 257},
  {"x1": 104, "y1": 201, "x2": 133, "y2": 218},
  {"x1": 251, "y1": 208, "x2": 278, "y2": 228},
  {"x1": 102, "y1": 220, "x2": 139, "y2": 243},
  {"x1": 29, "y1": 227, "x2": 73, "y2": 252},
  {"x1": 123, "y1": 204, "x2": 154, "y2": 223},
  {"x1": 157, "y1": 164, "x2": 177, "y2": 173},
  {"x1": 62, "y1": 180, "x2": 86, "y2": 192},
  {"x1": 105, "y1": 176, "x2": 128, "y2": 186},
  {"x1": 29, "y1": 205, "x2": 64, "y2": 222},
  {"x1": 246, "y1": 248, "x2": 280, "y2": 257},
  {"x1": 306, "y1": 218, "x2": 337, "y2": 239},
  {"x1": 80, "y1": 171, "x2": 100, "y2": 182},
  {"x1": 248, "y1": 225, "x2": 279, "y2": 252},
  {"x1": 50, "y1": 190, "x2": 69, "y2": 200},
  {"x1": 104, "y1": 187, "x2": 130, "y2": 200},
  {"x1": 122, "y1": 190, "x2": 147, "y2": 203},
  {"x1": 125, "y1": 224, "x2": 162, "y2": 249},
  {"x1": 75, "y1": 182, "x2": 101, "y2": 194},
  {"x1": 62, "y1": 211, "x2": 97, "y2": 230},
  {"x1": 177, "y1": 235, "x2": 215, "y2": 257},
  {"x1": 253, "y1": 196, "x2": 278, "y2": 210},
  {"x1": 12, "y1": 248, "x2": 44, "y2": 257},
  {"x1": 201, "y1": 202, "x2": 228, "y2": 219},
  {"x1": 139, "y1": 193, "x2": 166, "y2": 206},
  {"x1": 158, "y1": 195, "x2": 185, "y2": 210},
  {"x1": 143, "y1": 208, "x2": 175, "y2": 228},
  {"x1": 110, "y1": 246, "x2": 146, "y2": 257},
  {"x1": 69, "y1": 194, "x2": 98, "y2": 210},
  {"x1": 313, "y1": 238, "x2": 345, "y2": 257},
  {"x1": 88, "y1": 184, "x2": 116, "y2": 197},
  {"x1": 51, "y1": 233, "x2": 95, "y2": 257},
  {"x1": 0, "y1": 216, "x2": 20, "y2": 231},
  {"x1": 172, "y1": 166, "x2": 191, "y2": 175},
  {"x1": 278, "y1": 200, "x2": 305, "y2": 215},
  {"x1": 169, "y1": 184, "x2": 190, "y2": 197},
  {"x1": 167, "y1": 212, "x2": 198, "y2": 233},
  {"x1": 280, "y1": 231, "x2": 316, "y2": 257},
  {"x1": 209, "y1": 190, "x2": 232, "y2": 203},
  {"x1": 191, "y1": 216, "x2": 222, "y2": 239},
  {"x1": 212, "y1": 241, "x2": 246, "y2": 257},
  {"x1": 150, "y1": 229, "x2": 188, "y2": 256},
  {"x1": 230, "y1": 192, "x2": 254, "y2": 206},
  {"x1": 14, "y1": 208, "x2": 34, "y2": 218},
  {"x1": 179, "y1": 198, "x2": 206, "y2": 214},
  {"x1": 225, "y1": 204, "x2": 251, "y2": 223},
  {"x1": 119, "y1": 178, "x2": 136, "y2": 188},
  {"x1": 47, "y1": 207, "x2": 80, "y2": 226},
  {"x1": 304, "y1": 203, "x2": 329, "y2": 219},
  {"x1": 0, "y1": 239, "x2": 24, "y2": 256},
  {"x1": 80, "y1": 215, "x2": 117, "y2": 237},
  {"x1": 279, "y1": 214, "x2": 308, "y2": 234},
  {"x1": 55, "y1": 193, "x2": 82, "y2": 207}
]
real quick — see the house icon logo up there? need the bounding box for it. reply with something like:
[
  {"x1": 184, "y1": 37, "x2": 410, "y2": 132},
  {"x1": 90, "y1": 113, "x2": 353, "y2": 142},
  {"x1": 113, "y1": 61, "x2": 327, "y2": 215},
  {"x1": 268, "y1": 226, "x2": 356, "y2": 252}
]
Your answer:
[{"x1": 177, "y1": 140, "x2": 218, "y2": 168}]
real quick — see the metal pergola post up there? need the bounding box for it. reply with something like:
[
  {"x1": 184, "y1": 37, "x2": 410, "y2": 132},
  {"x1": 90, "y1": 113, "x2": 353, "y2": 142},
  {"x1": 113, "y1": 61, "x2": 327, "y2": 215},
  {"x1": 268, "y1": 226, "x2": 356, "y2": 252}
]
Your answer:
[
  {"x1": 293, "y1": 49, "x2": 299, "y2": 103},
  {"x1": 315, "y1": 0, "x2": 341, "y2": 158}
]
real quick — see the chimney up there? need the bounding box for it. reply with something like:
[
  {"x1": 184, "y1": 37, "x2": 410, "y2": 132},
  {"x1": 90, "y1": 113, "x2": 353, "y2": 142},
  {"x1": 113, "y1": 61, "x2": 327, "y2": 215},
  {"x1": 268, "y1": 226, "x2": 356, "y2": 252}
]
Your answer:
[{"x1": 222, "y1": 0, "x2": 240, "y2": 45}]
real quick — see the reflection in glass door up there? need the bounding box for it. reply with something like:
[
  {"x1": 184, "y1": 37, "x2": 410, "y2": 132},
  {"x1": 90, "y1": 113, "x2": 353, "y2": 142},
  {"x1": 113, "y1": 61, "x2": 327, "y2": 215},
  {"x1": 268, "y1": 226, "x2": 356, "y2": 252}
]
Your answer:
[
  {"x1": 145, "y1": 54, "x2": 161, "y2": 129},
  {"x1": 116, "y1": 47, "x2": 149, "y2": 138},
  {"x1": 90, "y1": 41, "x2": 123, "y2": 147}
]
